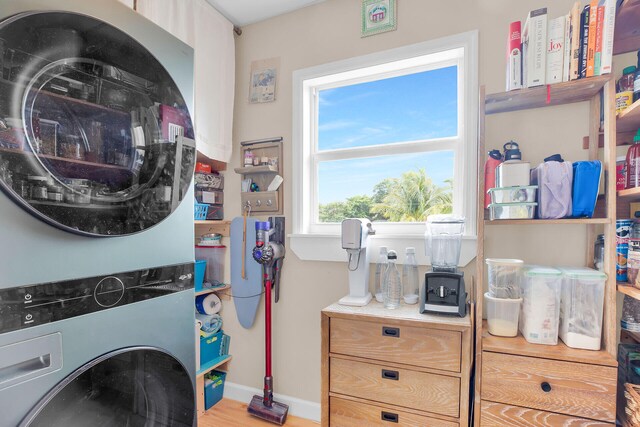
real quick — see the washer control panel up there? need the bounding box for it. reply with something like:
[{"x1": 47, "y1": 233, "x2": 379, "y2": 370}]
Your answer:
[{"x1": 0, "y1": 263, "x2": 194, "y2": 334}]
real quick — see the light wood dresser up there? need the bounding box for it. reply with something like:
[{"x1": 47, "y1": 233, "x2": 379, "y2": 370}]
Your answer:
[{"x1": 321, "y1": 302, "x2": 472, "y2": 427}]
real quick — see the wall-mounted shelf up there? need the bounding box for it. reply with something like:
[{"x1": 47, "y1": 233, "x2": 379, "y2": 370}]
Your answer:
[
  {"x1": 233, "y1": 165, "x2": 278, "y2": 174},
  {"x1": 236, "y1": 138, "x2": 283, "y2": 215}
]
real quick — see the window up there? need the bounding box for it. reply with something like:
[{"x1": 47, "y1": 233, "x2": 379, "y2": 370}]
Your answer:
[{"x1": 291, "y1": 32, "x2": 478, "y2": 263}]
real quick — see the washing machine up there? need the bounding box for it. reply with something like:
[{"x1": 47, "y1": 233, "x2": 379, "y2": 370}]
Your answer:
[{"x1": 0, "y1": 1, "x2": 200, "y2": 425}]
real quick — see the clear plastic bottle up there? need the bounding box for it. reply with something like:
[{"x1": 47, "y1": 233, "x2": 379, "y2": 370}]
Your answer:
[
  {"x1": 383, "y1": 250, "x2": 402, "y2": 309},
  {"x1": 402, "y1": 247, "x2": 419, "y2": 304},
  {"x1": 374, "y1": 246, "x2": 388, "y2": 303}
]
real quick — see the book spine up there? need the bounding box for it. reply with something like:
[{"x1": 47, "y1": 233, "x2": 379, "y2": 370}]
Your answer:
[
  {"x1": 569, "y1": 1, "x2": 581, "y2": 80},
  {"x1": 594, "y1": 5, "x2": 604, "y2": 75},
  {"x1": 600, "y1": 0, "x2": 617, "y2": 74},
  {"x1": 506, "y1": 21, "x2": 522, "y2": 91},
  {"x1": 586, "y1": 0, "x2": 598, "y2": 77},
  {"x1": 579, "y1": 5, "x2": 590, "y2": 78},
  {"x1": 563, "y1": 14, "x2": 571, "y2": 82},
  {"x1": 525, "y1": 8, "x2": 547, "y2": 87},
  {"x1": 546, "y1": 16, "x2": 565, "y2": 84}
]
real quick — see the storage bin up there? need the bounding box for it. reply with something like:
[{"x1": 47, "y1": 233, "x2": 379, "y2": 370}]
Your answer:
[
  {"x1": 485, "y1": 292, "x2": 522, "y2": 337},
  {"x1": 194, "y1": 202, "x2": 209, "y2": 220},
  {"x1": 488, "y1": 202, "x2": 536, "y2": 220},
  {"x1": 487, "y1": 186, "x2": 537, "y2": 204},
  {"x1": 519, "y1": 266, "x2": 562, "y2": 345},
  {"x1": 204, "y1": 370, "x2": 227, "y2": 410},
  {"x1": 200, "y1": 330, "x2": 230, "y2": 366},
  {"x1": 194, "y1": 260, "x2": 206, "y2": 292},
  {"x1": 571, "y1": 160, "x2": 602, "y2": 218},
  {"x1": 530, "y1": 158, "x2": 572, "y2": 219},
  {"x1": 486, "y1": 258, "x2": 523, "y2": 299},
  {"x1": 559, "y1": 267, "x2": 606, "y2": 350},
  {"x1": 195, "y1": 245, "x2": 226, "y2": 286}
]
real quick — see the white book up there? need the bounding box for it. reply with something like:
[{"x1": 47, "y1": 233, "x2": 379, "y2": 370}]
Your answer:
[
  {"x1": 547, "y1": 16, "x2": 566, "y2": 84},
  {"x1": 562, "y1": 14, "x2": 571, "y2": 82},
  {"x1": 523, "y1": 8, "x2": 548, "y2": 88},
  {"x1": 599, "y1": 0, "x2": 617, "y2": 74},
  {"x1": 569, "y1": 1, "x2": 582, "y2": 80}
]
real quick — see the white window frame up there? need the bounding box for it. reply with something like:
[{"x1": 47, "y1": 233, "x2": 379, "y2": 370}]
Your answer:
[{"x1": 291, "y1": 31, "x2": 478, "y2": 266}]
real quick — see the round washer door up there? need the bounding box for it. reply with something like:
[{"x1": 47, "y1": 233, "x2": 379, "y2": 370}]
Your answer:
[
  {"x1": 0, "y1": 11, "x2": 195, "y2": 236},
  {"x1": 21, "y1": 348, "x2": 195, "y2": 427}
]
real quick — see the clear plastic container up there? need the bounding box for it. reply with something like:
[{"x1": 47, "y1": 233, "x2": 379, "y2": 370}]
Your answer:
[
  {"x1": 519, "y1": 266, "x2": 562, "y2": 345},
  {"x1": 486, "y1": 258, "x2": 523, "y2": 299},
  {"x1": 488, "y1": 202, "x2": 536, "y2": 220},
  {"x1": 558, "y1": 267, "x2": 606, "y2": 350},
  {"x1": 487, "y1": 186, "x2": 537, "y2": 204},
  {"x1": 383, "y1": 251, "x2": 402, "y2": 309},
  {"x1": 425, "y1": 215, "x2": 465, "y2": 270},
  {"x1": 485, "y1": 292, "x2": 522, "y2": 337},
  {"x1": 374, "y1": 246, "x2": 388, "y2": 303},
  {"x1": 195, "y1": 245, "x2": 226, "y2": 286},
  {"x1": 402, "y1": 247, "x2": 419, "y2": 304}
]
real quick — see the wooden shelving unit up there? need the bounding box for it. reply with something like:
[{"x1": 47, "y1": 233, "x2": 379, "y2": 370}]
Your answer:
[
  {"x1": 194, "y1": 219, "x2": 231, "y2": 237},
  {"x1": 613, "y1": 0, "x2": 640, "y2": 55},
  {"x1": 617, "y1": 99, "x2": 640, "y2": 134},
  {"x1": 618, "y1": 283, "x2": 640, "y2": 299},
  {"x1": 195, "y1": 284, "x2": 230, "y2": 297},
  {"x1": 474, "y1": 77, "x2": 618, "y2": 426},
  {"x1": 196, "y1": 354, "x2": 232, "y2": 378},
  {"x1": 618, "y1": 186, "x2": 640, "y2": 202}
]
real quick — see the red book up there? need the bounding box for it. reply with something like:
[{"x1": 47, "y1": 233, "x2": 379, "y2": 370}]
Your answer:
[
  {"x1": 594, "y1": 5, "x2": 605, "y2": 75},
  {"x1": 506, "y1": 21, "x2": 522, "y2": 91}
]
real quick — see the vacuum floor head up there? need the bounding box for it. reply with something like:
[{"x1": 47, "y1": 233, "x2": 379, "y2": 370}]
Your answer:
[{"x1": 247, "y1": 395, "x2": 289, "y2": 425}]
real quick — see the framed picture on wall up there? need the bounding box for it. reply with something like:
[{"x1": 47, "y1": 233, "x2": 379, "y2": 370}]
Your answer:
[
  {"x1": 249, "y1": 58, "x2": 280, "y2": 104},
  {"x1": 361, "y1": 0, "x2": 397, "y2": 37}
]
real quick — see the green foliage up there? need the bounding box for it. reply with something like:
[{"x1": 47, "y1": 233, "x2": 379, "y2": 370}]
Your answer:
[{"x1": 318, "y1": 169, "x2": 452, "y2": 223}]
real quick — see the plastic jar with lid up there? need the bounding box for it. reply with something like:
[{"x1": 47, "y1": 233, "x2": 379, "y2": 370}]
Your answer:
[
  {"x1": 520, "y1": 266, "x2": 562, "y2": 345},
  {"x1": 619, "y1": 65, "x2": 637, "y2": 92}
]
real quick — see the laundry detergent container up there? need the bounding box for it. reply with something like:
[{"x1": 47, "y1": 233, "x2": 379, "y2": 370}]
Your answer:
[
  {"x1": 485, "y1": 292, "x2": 522, "y2": 337},
  {"x1": 520, "y1": 266, "x2": 562, "y2": 345},
  {"x1": 559, "y1": 267, "x2": 606, "y2": 350}
]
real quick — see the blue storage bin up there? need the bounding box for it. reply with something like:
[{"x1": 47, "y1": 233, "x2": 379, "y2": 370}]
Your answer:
[
  {"x1": 195, "y1": 202, "x2": 209, "y2": 220},
  {"x1": 194, "y1": 260, "x2": 206, "y2": 292},
  {"x1": 200, "y1": 331, "x2": 230, "y2": 365},
  {"x1": 571, "y1": 160, "x2": 602, "y2": 218},
  {"x1": 204, "y1": 370, "x2": 226, "y2": 410}
]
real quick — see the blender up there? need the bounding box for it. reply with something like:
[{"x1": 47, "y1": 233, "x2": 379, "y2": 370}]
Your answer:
[{"x1": 421, "y1": 215, "x2": 467, "y2": 317}]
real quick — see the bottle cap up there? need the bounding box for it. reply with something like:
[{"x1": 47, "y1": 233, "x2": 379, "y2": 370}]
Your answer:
[
  {"x1": 623, "y1": 65, "x2": 637, "y2": 75},
  {"x1": 379, "y1": 246, "x2": 388, "y2": 254},
  {"x1": 488, "y1": 149, "x2": 502, "y2": 161},
  {"x1": 387, "y1": 250, "x2": 397, "y2": 260},
  {"x1": 406, "y1": 247, "x2": 415, "y2": 254}
]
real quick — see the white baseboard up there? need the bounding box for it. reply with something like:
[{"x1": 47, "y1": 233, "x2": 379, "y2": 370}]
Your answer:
[{"x1": 223, "y1": 381, "x2": 321, "y2": 422}]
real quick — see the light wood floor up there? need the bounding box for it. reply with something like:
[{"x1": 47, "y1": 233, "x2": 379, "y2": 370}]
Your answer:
[{"x1": 198, "y1": 399, "x2": 319, "y2": 427}]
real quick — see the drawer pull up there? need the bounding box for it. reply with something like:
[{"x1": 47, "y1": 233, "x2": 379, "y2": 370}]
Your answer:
[
  {"x1": 382, "y1": 326, "x2": 400, "y2": 337},
  {"x1": 541, "y1": 382, "x2": 552, "y2": 393},
  {"x1": 381, "y1": 369, "x2": 399, "y2": 381},
  {"x1": 381, "y1": 411, "x2": 399, "y2": 423}
]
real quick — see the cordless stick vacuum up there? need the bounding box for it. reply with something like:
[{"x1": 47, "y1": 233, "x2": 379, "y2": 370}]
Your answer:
[{"x1": 247, "y1": 218, "x2": 288, "y2": 425}]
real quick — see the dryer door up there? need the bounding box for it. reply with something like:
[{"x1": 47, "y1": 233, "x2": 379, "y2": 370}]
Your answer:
[
  {"x1": 20, "y1": 347, "x2": 195, "y2": 427},
  {"x1": 0, "y1": 11, "x2": 195, "y2": 236}
]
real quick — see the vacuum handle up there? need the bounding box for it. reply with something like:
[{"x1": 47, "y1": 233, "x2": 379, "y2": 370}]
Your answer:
[
  {"x1": 381, "y1": 411, "x2": 399, "y2": 423},
  {"x1": 381, "y1": 369, "x2": 399, "y2": 381},
  {"x1": 382, "y1": 326, "x2": 400, "y2": 338}
]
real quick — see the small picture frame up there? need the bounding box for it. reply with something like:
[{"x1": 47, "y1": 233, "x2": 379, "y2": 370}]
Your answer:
[
  {"x1": 249, "y1": 58, "x2": 280, "y2": 104},
  {"x1": 361, "y1": 0, "x2": 397, "y2": 38}
]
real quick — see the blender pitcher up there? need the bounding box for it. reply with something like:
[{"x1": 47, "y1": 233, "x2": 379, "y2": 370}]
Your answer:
[{"x1": 425, "y1": 215, "x2": 465, "y2": 271}]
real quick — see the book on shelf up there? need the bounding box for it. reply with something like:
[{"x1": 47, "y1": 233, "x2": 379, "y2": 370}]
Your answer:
[
  {"x1": 594, "y1": 5, "x2": 604, "y2": 75},
  {"x1": 546, "y1": 16, "x2": 566, "y2": 84},
  {"x1": 562, "y1": 13, "x2": 571, "y2": 82},
  {"x1": 586, "y1": 0, "x2": 598, "y2": 77},
  {"x1": 569, "y1": 1, "x2": 581, "y2": 80},
  {"x1": 523, "y1": 7, "x2": 547, "y2": 88},
  {"x1": 599, "y1": 0, "x2": 617, "y2": 75},
  {"x1": 506, "y1": 21, "x2": 523, "y2": 91},
  {"x1": 579, "y1": 4, "x2": 590, "y2": 78}
]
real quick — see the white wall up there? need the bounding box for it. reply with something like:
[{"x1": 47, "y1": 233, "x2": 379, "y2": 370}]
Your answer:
[{"x1": 220, "y1": 0, "x2": 628, "y2": 407}]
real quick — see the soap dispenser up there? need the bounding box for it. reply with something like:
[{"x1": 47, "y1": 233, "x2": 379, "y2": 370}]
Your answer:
[{"x1": 495, "y1": 141, "x2": 531, "y2": 187}]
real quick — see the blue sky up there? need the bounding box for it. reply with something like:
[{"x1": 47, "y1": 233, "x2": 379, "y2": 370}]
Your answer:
[{"x1": 317, "y1": 66, "x2": 457, "y2": 204}]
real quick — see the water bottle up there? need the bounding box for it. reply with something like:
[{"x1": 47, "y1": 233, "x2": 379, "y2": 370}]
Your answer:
[
  {"x1": 384, "y1": 250, "x2": 402, "y2": 309},
  {"x1": 402, "y1": 247, "x2": 419, "y2": 304},
  {"x1": 374, "y1": 246, "x2": 388, "y2": 303}
]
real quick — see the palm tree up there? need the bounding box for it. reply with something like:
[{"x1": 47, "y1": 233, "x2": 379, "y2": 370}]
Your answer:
[{"x1": 371, "y1": 169, "x2": 452, "y2": 222}]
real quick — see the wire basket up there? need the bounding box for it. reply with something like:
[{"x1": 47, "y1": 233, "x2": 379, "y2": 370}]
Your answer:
[{"x1": 195, "y1": 202, "x2": 209, "y2": 220}]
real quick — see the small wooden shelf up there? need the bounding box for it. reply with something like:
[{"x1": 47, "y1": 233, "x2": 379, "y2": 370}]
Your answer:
[
  {"x1": 482, "y1": 322, "x2": 617, "y2": 367},
  {"x1": 195, "y1": 284, "x2": 230, "y2": 297},
  {"x1": 485, "y1": 76, "x2": 610, "y2": 115},
  {"x1": 613, "y1": 0, "x2": 640, "y2": 55},
  {"x1": 194, "y1": 220, "x2": 230, "y2": 236},
  {"x1": 618, "y1": 283, "x2": 640, "y2": 299},
  {"x1": 196, "y1": 354, "x2": 231, "y2": 378},
  {"x1": 233, "y1": 165, "x2": 278, "y2": 174},
  {"x1": 484, "y1": 218, "x2": 610, "y2": 225},
  {"x1": 618, "y1": 187, "x2": 640, "y2": 201},
  {"x1": 618, "y1": 99, "x2": 640, "y2": 134}
]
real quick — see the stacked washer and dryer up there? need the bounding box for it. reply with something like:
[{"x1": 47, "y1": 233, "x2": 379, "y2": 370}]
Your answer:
[{"x1": 0, "y1": 2, "x2": 199, "y2": 426}]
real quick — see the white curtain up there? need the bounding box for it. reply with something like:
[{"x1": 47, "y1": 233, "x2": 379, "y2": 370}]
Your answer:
[{"x1": 137, "y1": 0, "x2": 235, "y2": 163}]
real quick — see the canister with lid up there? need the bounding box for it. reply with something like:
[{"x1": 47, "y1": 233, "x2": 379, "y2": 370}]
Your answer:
[
  {"x1": 495, "y1": 141, "x2": 530, "y2": 187},
  {"x1": 28, "y1": 176, "x2": 48, "y2": 200}
]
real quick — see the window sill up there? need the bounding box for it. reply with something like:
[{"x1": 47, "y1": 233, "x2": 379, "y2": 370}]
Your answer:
[{"x1": 289, "y1": 233, "x2": 477, "y2": 267}]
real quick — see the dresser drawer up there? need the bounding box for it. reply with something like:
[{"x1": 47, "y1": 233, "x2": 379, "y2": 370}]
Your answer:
[
  {"x1": 481, "y1": 352, "x2": 617, "y2": 422},
  {"x1": 330, "y1": 317, "x2": 461, "y2": 372},
  {"x1": 330, "y1": 397, "x2": 458, "y2": 427},
  {"x1": 330, "y1": 357, "x2": 460, "y2": 418},
  {"x1": 480, "y1": 401, "x2": 614, "y2": 427}
]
